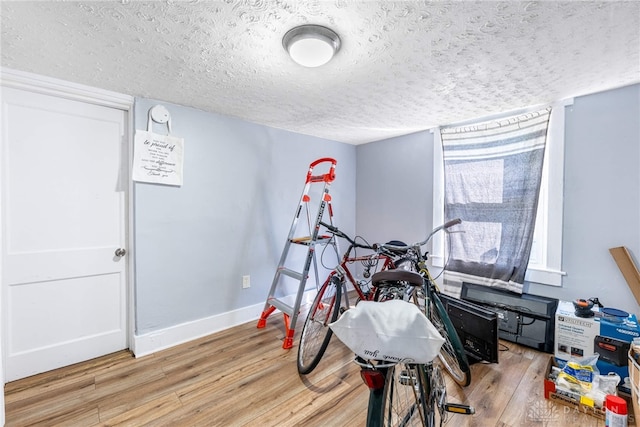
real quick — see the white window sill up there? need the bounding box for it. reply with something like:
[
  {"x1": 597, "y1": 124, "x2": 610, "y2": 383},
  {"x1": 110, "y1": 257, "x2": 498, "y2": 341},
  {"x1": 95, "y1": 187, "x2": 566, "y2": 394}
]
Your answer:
[
  {"x1": 432, "y1": 257, "x2": 565, "y2": 287},
  {"x1": 525, "y1": 266, "x2": 566, "y2": 287},
  {"x1": 431, "y1": 255, "x2": 445, "y2": 268}
]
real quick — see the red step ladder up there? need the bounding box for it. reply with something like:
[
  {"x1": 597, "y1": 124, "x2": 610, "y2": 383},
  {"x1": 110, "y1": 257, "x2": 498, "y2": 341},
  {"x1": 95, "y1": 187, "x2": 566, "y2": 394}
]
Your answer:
[{"x1": 257, "y1": 158, "x2": 339, "y2": 349}]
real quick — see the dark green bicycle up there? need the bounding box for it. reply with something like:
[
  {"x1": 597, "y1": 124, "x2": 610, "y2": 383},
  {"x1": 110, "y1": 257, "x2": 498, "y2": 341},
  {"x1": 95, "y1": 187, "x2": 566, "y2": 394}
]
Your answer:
[{"x1": 340, "y1": 220, "x2": 474, "y2": 426}]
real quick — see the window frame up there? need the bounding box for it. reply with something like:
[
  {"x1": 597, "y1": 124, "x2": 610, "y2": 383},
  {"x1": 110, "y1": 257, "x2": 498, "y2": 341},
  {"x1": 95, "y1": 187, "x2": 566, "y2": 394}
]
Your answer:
[{"x1": 431, "y1": 99, "x2": 572, "y2": 286}]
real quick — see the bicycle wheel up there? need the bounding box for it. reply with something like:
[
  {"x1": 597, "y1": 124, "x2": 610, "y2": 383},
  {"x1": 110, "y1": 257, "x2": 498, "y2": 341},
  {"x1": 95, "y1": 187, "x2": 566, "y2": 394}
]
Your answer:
[
  {"x1": 428, "y1": 292, "x2": 471, "y2": 387},
  {"x1": 378, "y1": 363, "x2": 432, "y2": 427},
  {"x1": 297, "y1": 275, "x2": 342, "y2": 375}
]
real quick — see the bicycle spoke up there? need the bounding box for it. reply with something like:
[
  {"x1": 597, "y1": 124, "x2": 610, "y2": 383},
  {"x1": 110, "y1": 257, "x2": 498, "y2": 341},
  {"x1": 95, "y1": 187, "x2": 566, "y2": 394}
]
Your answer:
[
  {"x1": 381, "y1": 364, "x2": 430, "y2": 427},
  {"x1": 430, "y1": 365, "x2": 448, "y2": 424}
]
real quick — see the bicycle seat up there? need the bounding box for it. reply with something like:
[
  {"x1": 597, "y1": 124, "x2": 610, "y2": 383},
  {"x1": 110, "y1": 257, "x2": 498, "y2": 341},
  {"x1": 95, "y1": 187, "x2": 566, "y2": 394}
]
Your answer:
[
  {"x1": 372, "y1": 270, "x2": 423, "y2": 288},
  {"x1": 383, "y1": 240, "x2": 409, "y2": 255}
]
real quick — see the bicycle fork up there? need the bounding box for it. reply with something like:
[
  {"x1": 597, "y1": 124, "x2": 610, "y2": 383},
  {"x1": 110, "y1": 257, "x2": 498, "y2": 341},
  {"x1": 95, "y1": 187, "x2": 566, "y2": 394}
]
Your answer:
[{"x1": 333, "y1": 265, "x2": 354, "y2": 312}]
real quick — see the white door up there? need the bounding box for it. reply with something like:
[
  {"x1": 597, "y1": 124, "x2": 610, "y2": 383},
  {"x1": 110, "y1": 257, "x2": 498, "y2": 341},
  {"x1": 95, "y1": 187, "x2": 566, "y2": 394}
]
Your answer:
[{"x1": 1, "y1": 86, "x2": 129, "y2": 382}]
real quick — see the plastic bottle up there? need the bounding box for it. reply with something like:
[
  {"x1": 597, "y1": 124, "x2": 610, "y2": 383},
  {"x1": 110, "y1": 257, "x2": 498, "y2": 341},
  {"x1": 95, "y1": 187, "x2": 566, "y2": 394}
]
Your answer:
[{"x1": 605, "y1": 394, "x2": 627, "y2": 427}]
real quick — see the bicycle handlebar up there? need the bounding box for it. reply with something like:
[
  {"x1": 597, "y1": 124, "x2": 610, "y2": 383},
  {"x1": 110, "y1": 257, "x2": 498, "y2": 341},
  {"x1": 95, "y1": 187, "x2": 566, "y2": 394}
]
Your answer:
[
  {"x1": 320, "y1": 218, "x2": 461, "y2": 254},
  {"x1": 442, "y1": 218, "x2": 463, "y2": 230},
  {"x1": 375, "y1": 218, "x2": 462, "y2": 252},
  {"x1": 319, "y1": 221, "x2": 375, "y2": 250}
]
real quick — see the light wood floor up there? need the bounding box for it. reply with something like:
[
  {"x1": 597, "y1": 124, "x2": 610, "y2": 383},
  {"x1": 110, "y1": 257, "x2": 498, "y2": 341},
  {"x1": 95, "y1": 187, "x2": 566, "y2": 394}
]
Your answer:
[{"x1": 4, "y1": 316, "x2": 635, "y2": 427}]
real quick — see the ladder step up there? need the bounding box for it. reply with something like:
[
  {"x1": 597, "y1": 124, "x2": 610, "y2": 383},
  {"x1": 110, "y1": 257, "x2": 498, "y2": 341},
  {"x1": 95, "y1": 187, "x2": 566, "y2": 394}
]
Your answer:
[
  {"x1": 268, "y1": 298, "x2": 294, "y2": 316},
  {"x1": 279, "y1": 268, "x2": 304, "y2": 281},
  {"x1": 290, "y1": 235, "x2": 333, "y2": 246}
]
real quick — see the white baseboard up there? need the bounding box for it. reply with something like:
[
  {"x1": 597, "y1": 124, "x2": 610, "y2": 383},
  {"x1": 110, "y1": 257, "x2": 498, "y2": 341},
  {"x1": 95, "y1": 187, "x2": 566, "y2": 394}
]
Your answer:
[
  {"x1": 132, "y1": 290, "x2": 315, "y2": 358},
  {"x1": 132, "y1": 302, "x2": 264, "y2": 358}
]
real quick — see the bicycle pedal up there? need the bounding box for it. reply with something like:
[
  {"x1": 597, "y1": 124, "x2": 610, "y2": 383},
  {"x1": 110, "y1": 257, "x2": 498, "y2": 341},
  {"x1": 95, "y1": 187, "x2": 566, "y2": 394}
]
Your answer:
[{"x1": 444, "y1": 403, "x2": 475, "y2": 415}]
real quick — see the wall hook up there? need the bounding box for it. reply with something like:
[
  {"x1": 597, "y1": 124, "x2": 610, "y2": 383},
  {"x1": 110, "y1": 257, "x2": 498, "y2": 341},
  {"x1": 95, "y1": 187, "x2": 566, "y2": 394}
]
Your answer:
[{"x1": 147, "y1": 105, "x2": 172, "y2": 134}]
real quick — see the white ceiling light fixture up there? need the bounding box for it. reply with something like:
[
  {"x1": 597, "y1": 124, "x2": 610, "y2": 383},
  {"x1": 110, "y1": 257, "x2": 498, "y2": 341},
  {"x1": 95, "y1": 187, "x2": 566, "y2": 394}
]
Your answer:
[{"x1": 283, "y1": 24, "x2": 341, "y2": 68}]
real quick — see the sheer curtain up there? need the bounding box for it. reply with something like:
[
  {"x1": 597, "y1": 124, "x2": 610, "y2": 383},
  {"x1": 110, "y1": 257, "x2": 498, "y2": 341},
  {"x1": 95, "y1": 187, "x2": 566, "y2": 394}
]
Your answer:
[{"x1": 441, "y1": 108, "x2": 551, "y2": 294}]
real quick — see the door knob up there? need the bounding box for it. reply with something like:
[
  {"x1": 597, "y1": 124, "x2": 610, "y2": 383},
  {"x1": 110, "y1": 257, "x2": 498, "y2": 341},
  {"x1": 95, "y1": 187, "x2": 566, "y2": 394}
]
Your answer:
[{"x1": 115, "y1": 248, "x2": 127, "y2": 257}]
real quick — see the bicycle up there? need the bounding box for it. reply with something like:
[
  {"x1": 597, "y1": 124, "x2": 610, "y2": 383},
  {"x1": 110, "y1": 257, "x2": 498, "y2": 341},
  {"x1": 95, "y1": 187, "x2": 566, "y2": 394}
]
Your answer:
[
  {"x1": 378, "y1": 218, "x2": 471, "y2": 387},
  {"x1": 352, "y1": 268, "x2": 474, "y2": 427},
  {"x1": 296, "y1": 221, "x2": 402, "y2": 375}
]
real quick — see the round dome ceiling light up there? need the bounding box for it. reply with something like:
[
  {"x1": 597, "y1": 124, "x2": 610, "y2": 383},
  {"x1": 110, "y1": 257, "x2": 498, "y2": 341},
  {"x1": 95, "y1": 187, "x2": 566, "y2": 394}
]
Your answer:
[{"x1": 283, "y1": 24, "x2": 341, "y2": 68}]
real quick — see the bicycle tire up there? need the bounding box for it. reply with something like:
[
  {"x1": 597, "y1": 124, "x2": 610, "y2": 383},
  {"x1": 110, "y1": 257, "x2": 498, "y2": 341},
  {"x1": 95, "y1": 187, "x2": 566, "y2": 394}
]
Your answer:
[
  {"x1": 297, "y1": 275, "x2": 342, "y2": 375},
  {"x1": 377, "y1": 363, "x2": 432, "y2": 427},
  {"x1": 429, "y1": 292, "x2": 471, "y2": 387}
]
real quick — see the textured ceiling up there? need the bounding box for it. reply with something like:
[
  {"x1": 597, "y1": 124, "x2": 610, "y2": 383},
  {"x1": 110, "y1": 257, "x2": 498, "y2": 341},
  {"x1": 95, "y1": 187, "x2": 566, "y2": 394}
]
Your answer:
[{"x1": 1, "y1": 1, "x2": 639, "y2": 144}]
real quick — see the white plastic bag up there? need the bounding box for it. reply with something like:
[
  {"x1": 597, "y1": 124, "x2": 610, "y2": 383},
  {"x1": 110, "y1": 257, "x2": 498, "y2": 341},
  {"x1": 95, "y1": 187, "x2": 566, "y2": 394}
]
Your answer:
[{"x1": 329, "y1": 300, "x2": 445, "y2": 364}]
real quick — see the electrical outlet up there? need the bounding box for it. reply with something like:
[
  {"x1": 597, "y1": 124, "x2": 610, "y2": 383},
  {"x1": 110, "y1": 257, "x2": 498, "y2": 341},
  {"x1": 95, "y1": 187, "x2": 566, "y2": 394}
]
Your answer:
[{"x1": 242, "y1": 275, "x2": 251, "y2": 289}]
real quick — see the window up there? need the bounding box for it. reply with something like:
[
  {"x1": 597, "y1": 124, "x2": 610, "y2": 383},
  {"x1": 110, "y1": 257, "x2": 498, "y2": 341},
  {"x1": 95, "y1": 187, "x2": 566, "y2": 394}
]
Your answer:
[{"x1": 432, "y1": 100, "x2": 572, "y2": 286}]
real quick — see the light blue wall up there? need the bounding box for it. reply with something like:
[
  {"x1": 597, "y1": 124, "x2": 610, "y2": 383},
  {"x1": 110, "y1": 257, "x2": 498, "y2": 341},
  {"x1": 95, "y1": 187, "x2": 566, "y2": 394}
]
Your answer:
[
  {"x1": 356, "y1": 84, "x2": 640, "y2": 315},
  {"x1": 356, "y1": 131, "x2": 434, "y2": 246},
  {"x1": 134, "y1": 98, "x2": 356, "y2": 334},
  {"x1": 527, "y1": 83, "x2": 640, "y2": 314},
  {"x1": 134, "y1": 83, "x2": 638, "y2": 335}
]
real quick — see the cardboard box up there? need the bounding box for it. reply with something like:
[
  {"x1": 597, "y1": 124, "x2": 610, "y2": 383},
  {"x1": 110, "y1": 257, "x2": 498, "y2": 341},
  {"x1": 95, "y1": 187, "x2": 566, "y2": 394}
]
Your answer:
[
  {"x1": 544, "y1": 356, "x2": 637, "y2": 423},
  {"x1": 555, "y1": 301, "x2": 640, "y2": 381},
  {"x1": 597, "y1": 314, "x2": 639, "y2": 381},
  {"x1": 543, "y1": 356, "x2": 605, "y2": 420},
  {"x1": 600, "y1": 314, "x2": 640, "y2": 342},
  {"x1": 630, "y1": 348, "x2": 640, "y2": 424},
  {"x1": 555, "y1": 300, "x2": 600, "y2": 360}
]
